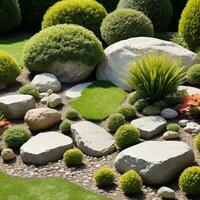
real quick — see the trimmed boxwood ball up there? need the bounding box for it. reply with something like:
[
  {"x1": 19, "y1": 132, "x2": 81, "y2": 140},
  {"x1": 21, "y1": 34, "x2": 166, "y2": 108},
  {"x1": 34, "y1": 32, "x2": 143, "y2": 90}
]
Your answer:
[
  {"x1": 96, "y1": 0, "x2": 119, "y2": 12},
  {"x1": 115, "y1": 124, "x2": 140, "y2": 149},
  {"x1": 119, "y1": 170, "x2": 143, "y2": 196},
  {"x1": 0, "y1": 0, "x2": 21, "y2": 34},
  {"x1": 42, "y1": 0, "x2": 107, "y2": 37},
  {"x1": 94, "y1": 166, "x2": 115, "y2": 188},
  {"x1": 18, "y1": 84, "x2": 39, "y2": 99},
  {"x1": 63, "y1": 148, "x2": 83, "y2": 166},
  {"x1": 179, "y1": 166, "x2": 200, "y2": 196},
  {"x1": 59, "y1": 120, "x2": 71, "y2": 135},
  {"x1": 100, "y1": 9, "x2": 154, "y2": 45},
  {"x1": 116, "y1": 104, "x2": 137, "y2": 120},
  {"x1": 166, "y1": 123, "x2": 181, "y2": 132},
  {"x1": 0, "y1": 50, "x2": 20, "y2": 85},
  {"x1": 187, "y1": 64, "x2": 200, "y2": 85},
  {"x1": 195, "y1": 133, "x2": 200, "y2": 152},
  {"x1": 65, "y1": 108, "x2": 80, "y2": 120},
  {"x1": 117, "y1": 0, "x2": 173, "y2": 32},
  {"x1": 3, "y1": 126, "x2": 31, "y2": 149}
]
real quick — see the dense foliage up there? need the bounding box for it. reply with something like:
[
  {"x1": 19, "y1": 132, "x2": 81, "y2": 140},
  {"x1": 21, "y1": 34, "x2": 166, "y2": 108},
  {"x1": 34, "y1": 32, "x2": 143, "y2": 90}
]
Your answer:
[
  {"x1": 116, "y1": 104, "x2": 136, "y2": 120},
  {"x1": 59, "y1": 120, "x2": 71, "y2": 134},
  {"x1": 195, "y1": 133, "x2": 200, "y2": 152},
  {"x1": 134, "y1": 99, "x2": 149, "y2": 112},
  {"x1": 187, "y1": 64, "x2": 200, "y2": 85},
  {"x1": 65, "y1": 108, "x2": 80, "y2": 120},
  {"x1": 96, "y1": 0, "x2": 119, "y2": 12},
  {"x1": 166, "y1": 123, "x2": 181, "y2": 132},
  {"x1": 18, "y1": 84, "x2": 39, "y2": 99},
  {"x1": 127, "y1": 92, "x2": 140, "y2": 105},
  {"x1": 63, "y1": 149, "x2": 83, "y2": 166}
]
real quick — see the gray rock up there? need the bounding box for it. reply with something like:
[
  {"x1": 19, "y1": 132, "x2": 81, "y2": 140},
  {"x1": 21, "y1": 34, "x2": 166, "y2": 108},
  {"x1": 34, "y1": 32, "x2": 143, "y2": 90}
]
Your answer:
[
  {"x1": 178, "y1": 85, "x2": 200, "y2": 95},
  {"x1": 1, "y1": 148, "x2": 16, "y2": 162},
  {"x1": 41, "y1": 96, "x2": 49, "y2": 104},
  {"x1": 39, "y1": 92, "x2": 49, "y2": 99},
  {"x1": 0, "y1": 95, "x2": 35, "y2": 119},
  {"x1": 115, "y1": 141, "x2": 194, "y2": 185},
  {"x1": 184, "y1": 122, "x2": 200, "y2": 134},
  {"x1": 131, "y1": 116, "x2": 167, "y2": 139},
  {"x1": 161, "y1": 108, "x2": 178, "y2": 119},
  {"x1": 143, "y1": 106, "x2": 160, "y2": 116},
  {"x1": 162, "y1": 131, "x2": 180, "y2": 140},
  {"x1": 178, "y1": 119, "x2": 190, "y2": 127},
  {"x1": 157, "y1": 187, "x2": 175, "y2": 199},
  {"x1": 47, "y1": 94, "x2": 62, "y2": 108},
  {"x1": 20, "y1": 132, "x2": 73, "y2": 165},
  {"x1": 71, "y1": 121, "x2": 115, "y2": 157}
]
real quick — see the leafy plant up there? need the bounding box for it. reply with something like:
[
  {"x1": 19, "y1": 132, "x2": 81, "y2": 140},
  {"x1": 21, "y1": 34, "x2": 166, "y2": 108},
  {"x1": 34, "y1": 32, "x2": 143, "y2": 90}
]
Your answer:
[{"x1": 18, "y1": 84, "x2": 39, "y2": 99}]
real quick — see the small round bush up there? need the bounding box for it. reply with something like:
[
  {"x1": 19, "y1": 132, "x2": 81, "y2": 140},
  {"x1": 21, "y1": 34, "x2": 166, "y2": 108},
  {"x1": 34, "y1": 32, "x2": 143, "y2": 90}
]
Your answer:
[
  {"x1": 153, "y1": 100, "x2": 168, "y2": 110},
  {"x1": 187, "y1": 64, "x2": 200, "y2": 85},
  {"x1": 0, "y1": 50, "x2": 20, "y2": 85},
  {"x1": 100, "y1": 9, "x2": 154, "y2": 45},
  {"x1": 65, "y1": 108, "x2": 79, "y2": 120},
  {"x1": 119, "y1": 170, "x2": 143, "y2": 196},
  {"x1": 117, "y1": 0, "x2": 173, "y2": 32},
  {"x1": 42, "y1": 0, "x2": 107, "y2": 37},
  {"x1": 63, "y1": 148, "x2": 83, "y2": 166},
  {"x1": 179, "y1": 166, "x2": 200, "y2": 196},
  {"x1": 59, "y1": 120, "x2": 71, "y2": 135},
  {"x1": 134, "y1": 99, "x2": 149, "y2": 112},
  {"x1": 127, "y1": 92, "x2": 140, "y2": 105},
  {"x1": 115, "y1": 124, "x2": 140, "y2": 149},
  {"x1": 195, "y1": 133, "x2": 200, "y2": 152},
  {"x1": 18, "y1": 84, "x2": 39, "y2": 99},
  {"x1": 116, "y1": 104, "x2": 137, "y2": 120},
  {"x1": 106, "y1": 113, "x2": 126, "y2": 133},
  {"x1": 3, "y1": 126, "x2": 31, "y2": 149},
  {"x1": 94, "y1": 166, "x2": 115, "y2": 188},
  {"x1": 96, "y1": 0, "x2": 119, "y2": 12},
  {"x1": 166, "y1": 123, "x2": 181, "y2": 132}
]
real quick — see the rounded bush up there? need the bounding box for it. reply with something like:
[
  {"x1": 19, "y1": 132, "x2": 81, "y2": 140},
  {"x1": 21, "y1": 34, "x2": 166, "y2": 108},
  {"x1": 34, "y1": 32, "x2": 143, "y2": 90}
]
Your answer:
[
  {"x1": 65, "y1": 108, "x2": 79, "y2": 120},
  {"x1": 153, "y1": 100, "x2": 168, "y2": 110},
  {"x1": 42, "y1": 0, "x2": 107, "y2": 37},
  {"x1": 119, "y1": 170, "x2": 143, "y2": 195},
  {"x1": 59, "y1": 120, "x2": 71, "y2": 135},
  {"x1": 3, "y1": 126, "x2": 31, "y2": 149},
  {"x1": 127, "y1": 92, "x2": 140, "y2": 105},
  {"x1": 0, "y1": 0, "x2": 21, "y2": 34},
  {"x1": 0, "y1": 50, "x2": 20, "y2": 85},
  {"x1": 143, "y1": 105, "x2": 160, "y2": 116},
  {"x1": 18, "y1": 84, "x2": 39, "y2": 99},
  {"x1": 106, "y1": 113, "x2": 126, "y2": 133},
  {"x1": 100, "y1": 9, "x2": 154, "y2": 45},
  {"x1": 179, "y1": 0, "x2": 200, "y2": 50},
  {"x1": 96, "y1": 0, "x2": 119, "y2": 12},
  {"x1": 117, "y1": 0, "x2": 173, "y2": 32},
  {"x1": 195, "y1": 133, "x2": 200, "y2": 152},
  {"x1": 94, "y1": 166, "x2": 115, "y2": 188},
  {"x1": 179, "y1": 166, "x2": 200, "y2": 196},
  {"x1": 187, "y1": 64, "x2": 200, "y2": 85},
  {"x1": 116, "y1": 104, "x2": 137, "y2": 120},
  {"x1": 63, "y1": 148, "x2": 83, "y2": 166},
  {"x1": 134, "y1": 99, "x2": 148, "y2": 112},
  {"x1": 166, "y1": 123, "x2": 181, "y2": 132},
  {"x1": 115, "y1": 124, "x2": 140, "y2": 149}
]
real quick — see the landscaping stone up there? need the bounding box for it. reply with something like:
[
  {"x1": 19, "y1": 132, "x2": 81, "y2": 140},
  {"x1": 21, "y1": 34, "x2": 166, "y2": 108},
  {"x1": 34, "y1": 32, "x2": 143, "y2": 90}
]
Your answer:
[
  {"x1": 24, "y1": 108, "x2": 61, "y2": 131},
  {"x1": 184, "y1": 122, "x2": 200, "y2": 134},
  {"x1": 115, "y1": 141, "x2": 194, "y2": 185},
  {"x1": 47, "y1": 94, "x2": 62, "y2": 108},
  {"x1": 131, "y1": 116, "x2": 167, "y2": 139},
  {"x1": 162, "y1": 131, "x2": 180, "y2": 140},
  {"x1": 0, "y1": 95, "x2": 35, "y2": 119},
  {"x1": 96, "y1": 37, "x2": 200, "y2": 90},
  {"x1": 143, "y1": 105, "x2": 160, "y2": 116},
  {"x1": 31, "y1": 73, "x2": 61, "y2": 92},
  {"x1": 41, "y1": 96, "x2": 49, "y2": 104},
  {"x1": 20, "y1": 132, "x2": 73, "y2": 165},
  {"x1": 157, "y1": 187, "x2": 175, "y2": 199},
  {"x1": 71, "y1": 121, "x2": 115, "y2": 157},
  {"x1": 39, "y1": 92, "x2": 49, "y2": 99},
  {"x1": 178, "y1": 85, "x2": 200, "y2": 95},
  {"x1": 1, "y1": 148, "x2": 16, "y2": 162},
  {"x1": 178, "y1": 119, "x2": 190, "y2": 127},
  {"x1": 161, "y1": 108, "x2": 178, "y2": 119}
]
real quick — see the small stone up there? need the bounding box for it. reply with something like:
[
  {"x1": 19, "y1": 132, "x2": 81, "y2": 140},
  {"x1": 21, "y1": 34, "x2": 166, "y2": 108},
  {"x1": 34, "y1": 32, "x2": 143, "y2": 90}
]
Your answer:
[
  {"x1": 162, "y1": 131, "x2": 179, "y2": 140},
  {"x1": 1, "y1": 148, "x2": 16, "y2": 161},
  {"x1": 161, "y1": 108, "x2": 178, "y2": 119},
  {"x1": 39, "y1": 92, "x2": 49, "y2": 99},
  {"x1": 157, "y1": 187, "x2": 175, "y2": 199},
  {"x1": 41, "y1": 96, "x2": 49, "y2": 104},
  {"x1": 47, "y1": 94, "x2": 62, "y2": 108},
  {"x1": 143, "y1": 105, "x2": 160, "y2": 116},
  {"x1": 184, "y1": 122, "x2": 200, "y2": 134},
  {"x1": 47, "y1": 89, "x2": 53, "y2": 95},
  {"x1": 178, "y1": 119, "x2": 190, "y2": 127}
]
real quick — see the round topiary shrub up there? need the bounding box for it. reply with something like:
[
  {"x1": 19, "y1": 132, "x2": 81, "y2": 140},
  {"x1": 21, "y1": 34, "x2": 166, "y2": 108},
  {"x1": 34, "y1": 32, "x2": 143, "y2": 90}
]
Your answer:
[
  {"x1": 63, "y1": 148, "x2": 83, "y2": 166},
  {"x1": 187, "y1": 64, "x2": 200, "y2": 85},
  {"x1": 179, "y1": 166, "x2": 200, "y2": 196},
  {"x1": 134, "y1": 99, "x2": 149, "y2": 112},
  {"x1": 117, "y1": 0, "x2": 173, "y2": 32},
  {"x1": 96, "y1": 0, "x2": 119, "y2": 12},
  {"x1": 195, "y1": 133, "x2": 200, "y2": 152},
  {"x1": 115, "y1": 124, "x2": 140, "y2": 149},
  {"x1": 65, "y1": 108, "x2": 80, "y2": 120},
  {"x1": 100, "y1": 8, "x2": 154, "y2": 45},
  {"x1": 119, "y1": 170, "x2": 143, "y2": 196},
  {"x1": 166, "y1": 123, "x2": 181, "y2": 132},
  {"x1": 42, "y1": 0, "x2": 107, "y2": 37},
  {"x1": 23, "y1": 24, "x2": 104, "y2": 83},
  {"x1": 3, "y1": 126, "x2": 31, "y2": 149},
  {"x1": 0, "y1": 50, "x2": 20, "y2": 85},
  {"x1": 0, "y1": 0, "x2": 21, "y2": 34},
  {"x1": 18, "y1": 84, "x2": 39, "y2": 99},
  {"x1": 59, "y1": 120, "x2": 71, "y2": 134},
  {"x1": 116, "y1": 104, "x2": 137, "y2": 120},
  {"x1": 106, "y1": 113, "x2": 126, "y2": 133},
  {"x1": 178, "y1": 0, "x2": 200, "y2": 51},
  {"x1": 127, "y1": 92, "x2": 140, "y2": 105},
  {"x1": 94, "y1": 166, "x2": 115, "y2": 188}
]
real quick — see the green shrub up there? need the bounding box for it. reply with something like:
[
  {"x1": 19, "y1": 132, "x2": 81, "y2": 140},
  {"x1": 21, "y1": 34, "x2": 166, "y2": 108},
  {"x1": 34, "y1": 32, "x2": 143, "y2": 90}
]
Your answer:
[
  {"x1": 153, "y1": 100, "x2": 168, "y2": 110},
  {"x1": 124, "y1": 54, "x2": 186, "y2": 102},
  {"x1": 65, "y1": 108, "x2": 79, "y2": 120},
  {"x1": 170, "y1": 33, "x2": 188, "y2": 49},
  {"x1": 189, "y1": 107, "x2": 200, "y2": 118},
  {"x1": 116, "y1": 104, "x2": 137, "y2": 120},
  {"x1": 96, "y1": 0, "x2": 119, "y2": 12},
  {"x1": 94, "y1": 166, "x2": 115, "y2": 188},
  {"x1": 179, "y1": 166, "x2": 200, "y2": 196},
  {"x1": 167, "y1": 123, "x2": 181, "y2": 132},
  {"x1": 127, "y1": 92, "x2": 140, "y2": 105},
  {"x1": 187, "y1": 64, "x2": 200, "y2": 85},
  {"x1": 106, "y1": 113, "x2": 126, "y2": 133},
  {"x1": 0, "y1": 0, "x2": 21, "y2": 34},
  {"x1": 178, "y1": 0, "x2": 200, "y2": 51},
  {"x1": 119, "y1": 170, "x2": 143, "y2": 195},
  {"x1": 59, "y1": 120, "x2": 71, "y2": 134},
  {"x1": 194, "y1": 133, "x2": 200, "y2": 152},
  {"x1": 42, "y1": 0, "x2": 107, "y2": 37},
  {"x1": 3, "y1": 126, "x2": 31, "y2": 149},
  {"x1": 0, "y1": 50, "x2": 20, "y2": 85},
  {"x1": 117, "y1": 0, "x2": 173, "y2": 32},
  {"x1": 23, "y1": 24, "x2": 104, "y2": 73},
  {"x1": 115, "y1": 124, "x2": 140, "y2": 149},
  {"x1": 18, "y1": 84, "x2": 39, "y2": 99},
  {"x1": 63, "y1": 148, "x2": 83, "y2": 166},
  {"x1": 143, "y1": 105, "x2": 160, "y2": 116},
  {"x1": 100, "y1": 9, "x2": 154, "y2": 45},
  {"x1": 134, "y1": 99, "x2": 148, "y2": 112}
]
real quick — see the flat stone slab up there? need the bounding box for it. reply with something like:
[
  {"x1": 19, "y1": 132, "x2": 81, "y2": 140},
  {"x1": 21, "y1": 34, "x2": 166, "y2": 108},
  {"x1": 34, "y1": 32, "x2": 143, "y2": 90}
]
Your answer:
[
  {"x1": 0, "y1": 95, "x2": 35, "y2": 119},
  {"x1": 178, "y1": 85, "x2": 200, "y2": 95},
  {"x1": 71, "y1": 121, "x2": 115, "y2": 157},
  {"x1": 115, "y1": 141, "x2": 194, "y2": 185},
  {"x1": 131, "y1": 116, "x2": 167, "y2": 139},
  {"x1": 20, "y1": 132, "x2": 73, "y2": 165}
]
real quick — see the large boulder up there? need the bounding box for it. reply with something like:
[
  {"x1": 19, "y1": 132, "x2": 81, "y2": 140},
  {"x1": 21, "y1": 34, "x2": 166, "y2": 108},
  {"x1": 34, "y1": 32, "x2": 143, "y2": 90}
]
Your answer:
[
  {"x1": 0, "y1": 95, "x2": 35, "y2": 119},
  {"x1": 96, "y1": 37, "x2": 200, "y2": 90},
  {"x1": 115, "y1": 141, "x2": 194, "y2": 185},
  {"x1": 71, "y1": 121, "x2": 115, "y2": 157},
  {"x1": 20, "y1": 131, "x2": 73, "y2": 165}
]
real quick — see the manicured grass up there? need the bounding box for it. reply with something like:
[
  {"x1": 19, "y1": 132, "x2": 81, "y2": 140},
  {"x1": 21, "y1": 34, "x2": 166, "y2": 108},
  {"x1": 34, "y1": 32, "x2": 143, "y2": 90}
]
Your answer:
[
  {"x1": 0, "y1": 171, "x2": 110, "y2": 200},
  {"x1": 69, "y1": 80, "x2": 127, "y2": 121}
]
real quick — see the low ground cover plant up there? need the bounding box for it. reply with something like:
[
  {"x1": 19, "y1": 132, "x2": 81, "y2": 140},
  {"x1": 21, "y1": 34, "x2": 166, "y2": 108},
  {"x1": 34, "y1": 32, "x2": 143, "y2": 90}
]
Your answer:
[{"x1": 18, "y1": 84, "x2": 39, "y2": 99}]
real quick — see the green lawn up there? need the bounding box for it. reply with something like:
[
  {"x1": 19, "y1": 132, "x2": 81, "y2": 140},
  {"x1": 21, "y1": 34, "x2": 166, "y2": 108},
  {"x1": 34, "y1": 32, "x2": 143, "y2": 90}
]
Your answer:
[
  {"x1": 69, "y1": 80, "x2": 127, "y2": 121},
  {"x1": 0, "y1": 171, "x2": 110, "y2": 200}
]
